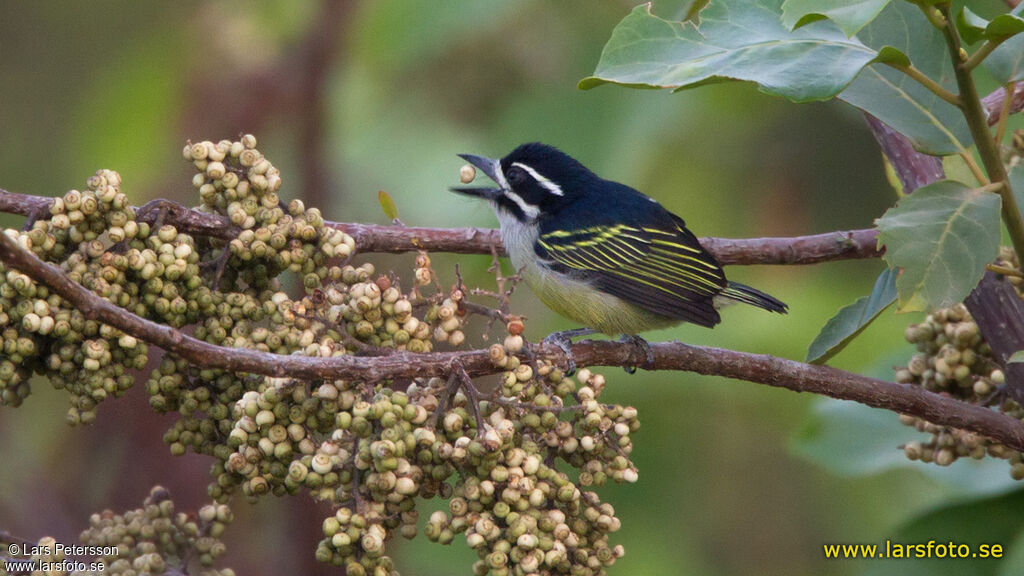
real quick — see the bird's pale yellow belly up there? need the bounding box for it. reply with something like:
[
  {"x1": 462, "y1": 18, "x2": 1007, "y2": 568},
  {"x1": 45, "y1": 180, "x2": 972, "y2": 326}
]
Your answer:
[
  {"x1": 524, "y1": 265, "x2": 678, "y2": 335},
  {"x1": 500, "y1": 216, "x2": 676, "y2": 335}
]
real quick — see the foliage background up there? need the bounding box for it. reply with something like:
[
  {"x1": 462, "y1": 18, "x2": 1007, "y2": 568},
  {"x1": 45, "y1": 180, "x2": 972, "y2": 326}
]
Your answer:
[{"x1": 1, "y1": 1, "x2": 1021, "y2": 575}]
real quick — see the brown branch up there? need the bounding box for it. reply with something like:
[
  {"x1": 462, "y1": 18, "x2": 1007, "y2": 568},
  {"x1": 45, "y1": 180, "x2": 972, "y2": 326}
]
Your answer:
[
  {"x1": 0, "y1": 189, "x2": 882, "y2": 265},
  {"x1": 2, "y1": 232, "x2": 1022, "y2": 452},
  {"x1": 965, "y1": 272, "x2": 1024, "y2": 403},
  {"x1": 863, "y1": 113, "x2": 944, "y2": 193},
  {"x1": 344, "y1": 222, "x2": 883, "y2": 265},
  {"x1": 983, "y1": 81, "x2": 1024, "y2": 128}
]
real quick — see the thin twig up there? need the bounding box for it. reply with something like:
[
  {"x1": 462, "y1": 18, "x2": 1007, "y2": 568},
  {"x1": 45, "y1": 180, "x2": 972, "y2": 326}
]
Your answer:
[
  {"x1": 883, "y1": 61, "x2": 962, "y2": 108},
  {"x1": 0, "y1": 189, "x2": 883, "y2": 265},
  {"x1": 2, "y1": 231, "x2": 1024, "y2": 452},
  {"x1": 963, "y1": 38, "x2": 1005, "y2": 72}
]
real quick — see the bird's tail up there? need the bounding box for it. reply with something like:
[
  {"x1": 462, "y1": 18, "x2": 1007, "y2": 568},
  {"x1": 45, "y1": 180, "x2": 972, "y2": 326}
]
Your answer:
[{"x1": 721, "y1": 281, "x2": 788, "y2": 314}]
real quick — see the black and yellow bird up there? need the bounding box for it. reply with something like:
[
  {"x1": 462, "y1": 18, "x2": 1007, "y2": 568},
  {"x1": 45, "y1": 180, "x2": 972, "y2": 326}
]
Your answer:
[{"x1": 452, "y1": 143, "x2": 787, "y2": 372}]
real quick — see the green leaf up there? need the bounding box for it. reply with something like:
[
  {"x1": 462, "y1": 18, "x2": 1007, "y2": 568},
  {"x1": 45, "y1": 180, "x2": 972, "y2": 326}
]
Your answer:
[
  {"x1": 378, "y1": 190, "x2": 399, "y2": 221},
  {"x1": 997, "y1": 529, "x2": 1024, "y2": 576},
  {"x1": 1012, "y1": 163, "x2": 1024, "y2": 222},
  {"x1": 806, "y1": 267, "x2": 898, "y2": 364},
  {"x1": 985, "y1": 13, "x2": 1024, "y2": 40},
  {"x1": 579, "y1": 0, "x2": 881, "y2": 102},
  {"x1": 859, "y1": 489, "x2": 1024, "y2": 576},
  {"x1": 953, "y1": 7, "x2": 1022, "y2": 45},
  {"x1": 791, "y1": 399, "x2": 930, "y2": 477},
  {"x1": 839, "y1": 1, "x2": 972, "y2": 156},
  {"x1": 1009, "y1": 351, "x2": 1024, "y2": 363},
  {"x1": 957, "y1": 7, "x2": 991, "y2": 46},
  {"x1": 791, "y1": 398, "x2": 1022, "y2": 496},
  {"x1": 875, "y1": 180, "x2": 1002, "y2": 312},
  {"x1": 781, "y1": 0, "x2": 891, "y2": 37},
  {"x1": 985, "y1": 6, "x2": 1024, "y2": 83}
]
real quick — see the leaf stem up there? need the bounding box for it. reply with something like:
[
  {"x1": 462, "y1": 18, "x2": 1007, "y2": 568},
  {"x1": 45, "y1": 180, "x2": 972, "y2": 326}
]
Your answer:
[
  {"x1": 939, "y1": 4, "x2": 1024, "y2": 264},
  {"x1": 963, "y1": 38, "x2": 1005, "y2": 72},
  {"x1": 884, "y1": 62, "x2": 962, "y2": 108},
  {"x1": 987, "y1": 263, "x2": 1024, "y2": 278}
]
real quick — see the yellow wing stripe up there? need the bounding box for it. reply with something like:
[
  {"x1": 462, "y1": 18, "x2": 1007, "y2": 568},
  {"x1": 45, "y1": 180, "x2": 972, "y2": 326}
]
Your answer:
[
  {"x1": 638, "y1": 256, "x2": 724, "y2": 291},
  {"x1": 625, "y1": 265, "x2": 714, "y2": 294},
  {"x1": 542, "y1": 223, "x2": 642, "y2": 239},
  {"x1": 649, "y1": 246, "x2": 720, "y2": 270},
  {"x1": 650, "y1": 237, "x2": 703, "y2": 253},
  {"x1": 539, "y1": 223, "x2": 724, "y2": 297},
  {"x1": 607, "y1": 267, "x2": 686, "y2": 298}
]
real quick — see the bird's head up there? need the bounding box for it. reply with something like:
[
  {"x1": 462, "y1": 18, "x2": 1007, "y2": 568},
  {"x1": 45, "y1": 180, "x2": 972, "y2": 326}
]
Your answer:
[{"x1": 451, "y1": 143, "x2": 593, "y2": 223}]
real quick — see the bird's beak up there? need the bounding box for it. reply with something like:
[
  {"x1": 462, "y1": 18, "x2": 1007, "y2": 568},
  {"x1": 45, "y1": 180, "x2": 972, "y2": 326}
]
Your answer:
[{"x1": 450, "y1": 153, "x2": 504, "y2": 200}]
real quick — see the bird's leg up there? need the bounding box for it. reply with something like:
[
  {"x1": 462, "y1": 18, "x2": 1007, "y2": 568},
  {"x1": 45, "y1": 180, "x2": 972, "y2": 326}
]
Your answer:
[
  {"x1": 540, "y1": 328, "x2": 596, "y2": 376},
  {"x1": 618, "y1": 334, "x2": 654, "y2": 374}
]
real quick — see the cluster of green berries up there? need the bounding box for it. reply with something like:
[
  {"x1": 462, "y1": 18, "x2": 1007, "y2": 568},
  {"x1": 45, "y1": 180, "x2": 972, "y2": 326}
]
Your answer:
[
  {"x1": 80, "y1": 486, "x2": 234, "y2": 576},
  {"x1": 0, "y1": 170, "x2": 151, "y2": 422},
  {"x1": 185, "y1": 136, "x2": 354, "y2": 290},
  {"x1": 1, "y1": 136, "x2": 641, "y2": 575},
  {"x1": 422, "y1": 364, "x2": 632, "y2": 576},
  {"x1": 895, "y1": 247, "x2": 1024, "y2": 477},
  {"x1": 307, "y1": 343, "x2": 634, "y2": 576},
  {"x1": 10, "y1": 487, "x2": 236, "y2": 576}
]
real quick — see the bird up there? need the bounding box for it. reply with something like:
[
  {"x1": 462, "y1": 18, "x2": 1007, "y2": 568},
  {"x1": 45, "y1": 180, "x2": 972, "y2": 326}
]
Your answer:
[{"x1": 451, "y1": 142, "x2": 787, "y2": 374}]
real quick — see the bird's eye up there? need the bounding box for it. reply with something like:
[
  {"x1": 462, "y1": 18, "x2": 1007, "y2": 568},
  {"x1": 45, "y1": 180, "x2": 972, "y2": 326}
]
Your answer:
[{"x1": 506, "y1": 167, "x2": 525, "y2": 186}]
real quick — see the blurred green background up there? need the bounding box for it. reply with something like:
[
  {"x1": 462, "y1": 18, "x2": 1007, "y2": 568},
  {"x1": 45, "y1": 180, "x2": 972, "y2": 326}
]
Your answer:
[{"x1": 2, "y1": 1, "x2": 1023, "y2": 575}]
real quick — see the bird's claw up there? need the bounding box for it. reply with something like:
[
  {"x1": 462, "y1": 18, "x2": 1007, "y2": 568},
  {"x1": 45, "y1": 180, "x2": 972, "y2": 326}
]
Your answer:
[
  {"x1": 541, "y1": 328, "x2": 596, "y2": 377},
  {"x1": 543, "y1": 332, "x2": 577, "y2": 376},
  {"x1": 618, "y1": 334, "x2": 653, "y2": 374}
]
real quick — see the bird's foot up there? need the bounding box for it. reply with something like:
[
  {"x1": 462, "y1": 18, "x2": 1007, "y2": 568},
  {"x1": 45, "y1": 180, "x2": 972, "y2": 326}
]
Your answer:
[
  {"x1": 618, "y1": 334, "x2": 654, "y2": 374},
  {"x1": 541, "y1": 328, "x2": 596, "y2": 377}
]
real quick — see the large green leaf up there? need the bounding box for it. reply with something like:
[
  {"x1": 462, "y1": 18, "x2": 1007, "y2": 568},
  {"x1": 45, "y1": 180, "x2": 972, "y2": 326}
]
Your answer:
[
  {"x1": 985, "y1": 5, "x2": 1024, "y2": 83},
  {"x1": 792, "y1": 399, "x2": 1021, "y2": 497},
  {"x1": 806, "y1": 267, "x2": 898, "y2": 364},
  {"x1": 579, "y1": 0, "x2": 884, "y2": 102},
  {"x1": 875, "y1": 180, "x2": 1002, "y2": 312},
  {"x1": 781, "y1": 0, "x2": 891, "y2": 37},
  {"x1": 839, "y1": 1, "x2": 972, "y2": 156},
  {"x1": 859, "y1": 489, "x2": 1024, "y2": 576}
]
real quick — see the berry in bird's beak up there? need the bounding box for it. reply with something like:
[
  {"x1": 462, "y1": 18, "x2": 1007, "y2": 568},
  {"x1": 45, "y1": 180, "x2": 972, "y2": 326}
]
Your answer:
[{"x1": 449, "y1": 153, "x2": 504, "y2": 200}]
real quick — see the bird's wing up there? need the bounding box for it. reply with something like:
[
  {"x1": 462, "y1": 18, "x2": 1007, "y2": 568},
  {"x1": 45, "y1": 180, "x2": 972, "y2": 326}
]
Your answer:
[{"x1": 535, "y1": 218, "x2": 727, "y2": 327}]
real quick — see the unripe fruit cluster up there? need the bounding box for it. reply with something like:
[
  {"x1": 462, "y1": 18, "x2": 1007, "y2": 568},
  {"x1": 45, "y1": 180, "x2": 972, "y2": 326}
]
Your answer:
[
  {"x1": 75, "y1": 486, "x2": 233, "y2": 576},
  {"x1": 895, "y1": 247, "x2": 1024, "y2": 478},
  {"x1": 0, "y1": 169, "x2": 150, "y2": 423},
  {"x1": 1, "y1": 136, "x2": 641, "y2": 576}
]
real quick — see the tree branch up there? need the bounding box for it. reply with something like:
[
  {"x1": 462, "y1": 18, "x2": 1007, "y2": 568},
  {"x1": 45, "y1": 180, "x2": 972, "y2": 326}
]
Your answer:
[
  {"x1": 0, "y1": 188, "x2": 882, "y2": 265},
  {"x1": 2, "y1": 231, "x2": 1023, "y2": 452},
  {"x1": 862, "y1": 113, "x2": 944, "y2": 193},
  {"x1": 982, "y1": 81, "x2": 1024, "y2": 126},
  {"x1": 965, "y1": 272, "x2": 1024, "y2": 402}
]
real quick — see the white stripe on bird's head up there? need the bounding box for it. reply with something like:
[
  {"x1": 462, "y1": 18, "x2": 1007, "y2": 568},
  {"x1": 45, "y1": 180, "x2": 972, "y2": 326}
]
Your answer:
[
  {"x1": 511, "y1": 162, "x2": 564, "y2": 196},
  {"x1": 502, "y1": 190, "x2": 540, "y2": 220}
]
